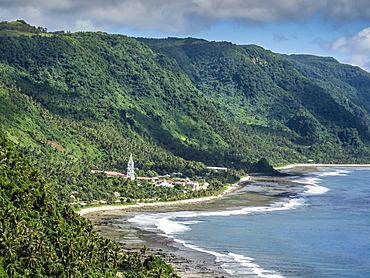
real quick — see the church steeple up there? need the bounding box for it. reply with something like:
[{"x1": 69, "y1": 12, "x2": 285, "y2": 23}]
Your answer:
[{"x1": 127, "y1": 153, "x2": 135, "y2": 180}]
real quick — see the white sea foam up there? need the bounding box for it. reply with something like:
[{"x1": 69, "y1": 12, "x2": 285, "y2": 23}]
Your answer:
[
  {"x1": 128, "y1": 213, "x2": 191, "y2": 235},
  {"x1": 156, "y1": 216, "x2": 190, "y2": 234},
  {"x1": 229, "y1": 253, "x2": 285, "y2": 278},
  {"x1": 302, "y1": 184, "x2": 329, "y2": 195},
  {"x1": 173, "y1": 238, "x2": 284, "y2": 278},
  {"x1": 319, "y1": 170, "x2": 351, "y2": 176},
  {"x1": 298, "y1": 177, "x2": 322, "y2": 186},
  {"x1": 128, "y1": 171, "x2": 335, "y2": 278},
  {"x1": 294, "y1": 174, "x2": 330, "y2": 196}
]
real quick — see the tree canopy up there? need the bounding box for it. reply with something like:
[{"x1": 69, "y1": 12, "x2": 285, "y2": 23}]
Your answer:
[{"x1": 1, "y1": 22, "x2": 370, "y2": 202}]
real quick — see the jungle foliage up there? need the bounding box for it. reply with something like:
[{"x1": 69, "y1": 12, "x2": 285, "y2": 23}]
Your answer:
[
  {"x1": 139, "y1": 37, "x2": 370, "y2": 150},
  {"x1": 1, "y1": 21, "x2": 370, "y2": 203},
  {"x1": 2, "y1": 20, "x2": 370, "y2": 277},
  {"x1": 0, "y1": 132, "x2": 181, "y2": 277}
]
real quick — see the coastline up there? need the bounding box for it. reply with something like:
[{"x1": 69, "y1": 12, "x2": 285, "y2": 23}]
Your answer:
[
  {"x1": 276, "y1": 163, "x2": 370, "y2": 170},
  {"x1": 82, "y1": 176, "x2": 253, "y2": 278},
  {"x1": 80, "y1": 170, "x2": 305, "y2": 278},
  {"x1": 77, "y1": 176, "x2": 250, "y2": 216},
  {"x1": 80, "y1": 164, "x2": 370, "y2": 278},
  {"x1": 78, "y1": 164, "x2": 370, "y2": 216}
]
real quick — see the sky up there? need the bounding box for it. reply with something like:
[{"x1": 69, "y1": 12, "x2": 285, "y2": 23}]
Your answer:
[{"x1": 2, "y1": 0, "x2": 370, "y2": 71}]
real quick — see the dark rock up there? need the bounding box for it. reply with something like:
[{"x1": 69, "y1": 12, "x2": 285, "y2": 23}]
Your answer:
[{"x1": 252, "y1": 158, "x2": 284, "y2": 176}]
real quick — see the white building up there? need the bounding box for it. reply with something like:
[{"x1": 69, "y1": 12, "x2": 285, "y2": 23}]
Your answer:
[{"x1": 127, "y1": 153, "x2": 135, "y2": 180}]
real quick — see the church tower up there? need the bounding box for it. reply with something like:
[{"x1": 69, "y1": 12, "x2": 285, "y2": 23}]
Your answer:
[{"x1": 127, "y1": 153, "x2": 135, "y2": 180}]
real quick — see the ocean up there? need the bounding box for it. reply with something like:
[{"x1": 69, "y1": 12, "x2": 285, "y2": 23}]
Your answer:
[{"x1": 128, "y1": 167, "x2": 370, "y2": 277}]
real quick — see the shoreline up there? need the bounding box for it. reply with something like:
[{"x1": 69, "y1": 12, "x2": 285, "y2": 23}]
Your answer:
[
  {"x1": 276, "y1": 163, "x2": 370, "y2": 170},
  {"x1": 80, "y1": 164, "x2": 370, "y2": 278},
  {"x1": 77, "y1": 164, "x2": 370, "y2": 216},
  {"x1": 77, "y1": 176, "x2": 250, "y2": 216},
  {"x1": 81, "y1": 170, "x2": 305, "y2": 278}
]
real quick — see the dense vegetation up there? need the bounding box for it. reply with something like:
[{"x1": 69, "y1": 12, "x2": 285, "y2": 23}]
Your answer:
[
  {"x1": 1, "y1": 21, "x2": 370, "y2": 203},
  {"x1": 0, "y1": 20, "x2": 48, "y2": 36},
  {"x1": 2, "y1": 20, "x2": 370, "y2": 277},
  {"x1": 0, "y1": 132, "x2": 181, "y2": 277},
  {"x1": 139, "y1": 38, "x2": 370, "y2": 154},
  {"x1": 283, "y1": 54, "x2": 370, "y2": 126}
]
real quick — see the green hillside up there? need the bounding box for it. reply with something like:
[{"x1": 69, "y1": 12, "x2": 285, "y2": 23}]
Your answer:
[
  {"x1": 0, "y1": 23, "x2": 245, "y2": 200},
  {"x1": 0, "y1": 132, "x2": 180, "y2": 277},
  {"x1": 0, "y1": 132, "x2": 120, "y2": 277},
  {"x1": 5, "y1": 20, "x2": 370, "y2": 278},
  {"x1": 0, "y1": 20, "x2": 48, "y2": 36},
  {"x1": 138, "y1": 37, "x2": 370, "y2": 147},
  {"x1": 0, "y1": 28, "x2": 244, "y2": 167},
  {"x1": 284, "y1": 54, "x2": 370, "y2": 126},
  {"x1": 1, "y1": 21, "x2": 370, "y2": 202}
]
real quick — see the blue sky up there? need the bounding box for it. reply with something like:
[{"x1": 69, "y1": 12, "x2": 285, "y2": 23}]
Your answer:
[{"x1": 2, "y1": 0, "x2": 370, "y2": 71}]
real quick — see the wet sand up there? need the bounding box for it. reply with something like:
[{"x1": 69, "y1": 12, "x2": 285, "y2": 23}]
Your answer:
[
  {"x1": 82, "y1": 164, "x2": 370, "y2": 277},
  {"x1": 85, "y1": 194, "x2": 278, "y2": 278},
  {"x1": 82, "y1": 172, "x2": 307, "y2": 278},
  {"x1": 87, "y1": 208, "x2": 238, "y2": 277}
]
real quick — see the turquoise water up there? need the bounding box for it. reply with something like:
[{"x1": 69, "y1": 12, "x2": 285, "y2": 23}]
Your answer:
[{"x1": 129, "y1": 167, "x2": 370, "y2": 277}]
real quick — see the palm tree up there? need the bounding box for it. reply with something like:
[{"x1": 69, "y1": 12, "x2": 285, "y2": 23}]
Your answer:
[
  {"x1": 25, "y1": 255, "x2": 41, "y2": 269},
  {"x1": 5, "y1": 261, "x2": 22, "y2": 277},
  {"x1": 149, "y1": 268, "x2": 165, "y2": 278}
]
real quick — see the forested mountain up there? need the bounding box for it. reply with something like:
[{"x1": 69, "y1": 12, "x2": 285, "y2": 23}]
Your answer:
[
  {"x1": 6, "y1": 20, "x2": 370, "y2": 277},
  {"x1": 0, "y1": 132, "x2": 180, "y2": 277},
  {"x1": 283, "y1": 54, "x2": 370, "y2": 127},
  {"x1": 1, "y1": 20, "x2": 370, "y2": 201},
  {"x1": 138, "y1": 37, "x2": 370, "y2": 151}
]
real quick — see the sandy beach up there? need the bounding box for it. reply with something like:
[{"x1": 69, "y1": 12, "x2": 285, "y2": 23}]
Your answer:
[
  {"x1": 78, "y1": 164, "x2": 370, "y2": 277},
  {"x1": 78, "y1": 172, "x2": 305, "y2": 278},
  {"x1": 80, "y1": 176, "x2": 253, "y2": 278}
]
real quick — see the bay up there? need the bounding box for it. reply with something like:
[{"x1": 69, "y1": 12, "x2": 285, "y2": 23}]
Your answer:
[{"x1": 128, "y1": 167, "x2": 370, "y2": 277}]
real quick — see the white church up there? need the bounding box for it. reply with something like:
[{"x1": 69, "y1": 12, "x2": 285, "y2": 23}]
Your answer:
[{"x1": 126, "y1": 153, "x2": 135, "y2": 180}]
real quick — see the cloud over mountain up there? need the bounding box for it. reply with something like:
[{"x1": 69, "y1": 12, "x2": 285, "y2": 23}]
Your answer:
[
  {"x1": 2, "y1": 0, "x2": 370, "y2": 33},
  {"x1": 2, "y1": 0, "x2": 370, "y2": 71},
  {"x1": 330, "y1": 27, "x2": 370, "y2": 71}
]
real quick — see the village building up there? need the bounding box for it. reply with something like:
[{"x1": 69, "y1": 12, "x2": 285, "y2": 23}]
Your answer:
[
  {"x1": 156, "y1": 179, "x2": 174, "y2": 187},
  {"x1": 174, "y1": 181, "x2": 186, "y2": 186},
  {"x1": 127, "y1": 153, "x2": 135, "y2": 180},
  {"x1": 91, "y1": 154, "x2": 208, "y2": 191},
  {"x1": 91, "y1": 170, "x2": 127, "y2": 178}
]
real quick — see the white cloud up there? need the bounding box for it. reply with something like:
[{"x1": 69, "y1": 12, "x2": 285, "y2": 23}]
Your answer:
[
  {"x1": 2, "y1": 0, "x2": 370, "y2": 33},
  {"x1": 75, "y1": 20, "x2": 99, "y2": 32},
  {"x1": 330, "y1": 27, "x2": 370, "y2": 71}
]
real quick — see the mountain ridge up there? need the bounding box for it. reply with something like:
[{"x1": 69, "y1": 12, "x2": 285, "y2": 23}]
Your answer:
[{"x1": 1, "y1": 21, "x2": 370, "y2": 201}]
